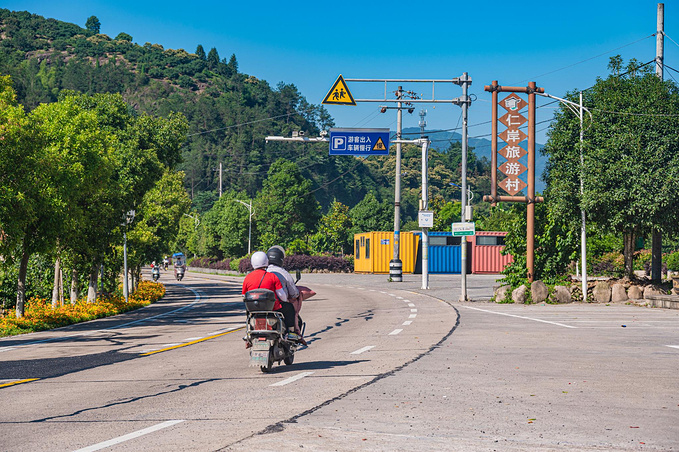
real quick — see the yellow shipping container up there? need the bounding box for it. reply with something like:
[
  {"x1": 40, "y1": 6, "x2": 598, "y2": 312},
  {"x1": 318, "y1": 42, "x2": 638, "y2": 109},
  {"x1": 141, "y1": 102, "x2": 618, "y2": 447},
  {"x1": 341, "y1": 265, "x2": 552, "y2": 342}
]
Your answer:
[{"x1": 353, "y1": 231, "x2": 419, "y2": 274}]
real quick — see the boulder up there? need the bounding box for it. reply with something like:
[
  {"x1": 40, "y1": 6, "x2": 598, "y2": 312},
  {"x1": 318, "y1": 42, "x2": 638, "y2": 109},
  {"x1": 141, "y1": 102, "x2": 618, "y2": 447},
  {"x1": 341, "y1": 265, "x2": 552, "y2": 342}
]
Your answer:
[
  {"x1": 592, "y1": 281, "x2": 611, "y2": 303},
  {"x1": 512, "y1": 285, "x2": 528, "y2": 304},
  {"x1": 531, "y1": 280, "x2": 549, "y2": 303},
  {"x1": 627, "y1": 285, "x2": 643, "y2": 300},
  {"x1": 610, "y1": 283, "x2": 628, "y2": 302},
  {"x1": 494, "y1": 285, "x2": 512, "y2": 303},
  {"x1": 644, "y1": 285, "x2": 667, "y2": 298},
  {"x1": 551, "y1": 285, "x2": 571, "y2": 304}
]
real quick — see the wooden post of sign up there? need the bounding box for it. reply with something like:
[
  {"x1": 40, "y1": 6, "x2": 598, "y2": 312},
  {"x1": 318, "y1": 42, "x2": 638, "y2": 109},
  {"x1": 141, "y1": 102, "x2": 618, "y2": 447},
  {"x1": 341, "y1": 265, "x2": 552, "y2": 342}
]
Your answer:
[
  {"x1": 526, "y1": 82, "x2": 537, "y2": 282},
  {"x1": 483, "y1": 82, "x2": 544, "y2": 283},
  {"x1": 490, "y1": 81, "x2": 499, "y2": 207}
]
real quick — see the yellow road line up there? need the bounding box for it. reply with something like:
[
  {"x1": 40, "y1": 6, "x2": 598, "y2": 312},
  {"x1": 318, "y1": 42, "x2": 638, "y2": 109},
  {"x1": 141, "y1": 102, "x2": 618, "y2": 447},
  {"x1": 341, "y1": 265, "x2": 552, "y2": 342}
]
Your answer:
[
  {"x1": 0, "y1": 378, "x2": 39, "y2": 388},
  {"x1": 141, "y1": 327, "x2": 245, "y2": 356}
]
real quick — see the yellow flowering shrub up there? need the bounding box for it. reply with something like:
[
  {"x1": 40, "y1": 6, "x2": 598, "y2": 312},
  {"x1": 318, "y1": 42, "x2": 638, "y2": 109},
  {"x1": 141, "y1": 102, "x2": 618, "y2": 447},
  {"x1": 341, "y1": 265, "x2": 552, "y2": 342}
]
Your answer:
[{"x1": 0, "y1": 280, "x2": 165, "y2": 337}]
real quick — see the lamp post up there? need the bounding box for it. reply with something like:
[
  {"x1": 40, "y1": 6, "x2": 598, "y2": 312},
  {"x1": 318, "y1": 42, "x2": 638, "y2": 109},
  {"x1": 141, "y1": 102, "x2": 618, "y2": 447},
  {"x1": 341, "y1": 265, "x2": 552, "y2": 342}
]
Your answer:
[
  {"x1": 234, "y1": 199, "x2": 254, "y2": 255},
  {"x1": 122, "y1": 209, "x2": 135, "y2": 303},
  {"x1": 537, "y1": 91, "x2": 591, "y2": 301}
]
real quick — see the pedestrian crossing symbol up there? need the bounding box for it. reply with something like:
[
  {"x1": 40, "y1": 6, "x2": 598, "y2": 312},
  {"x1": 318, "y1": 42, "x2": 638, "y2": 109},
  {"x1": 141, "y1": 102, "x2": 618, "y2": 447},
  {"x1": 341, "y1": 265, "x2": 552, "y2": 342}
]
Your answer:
[
  {"x1": 373, "y1": 137, "x2": 387, "y2": 151},
  {"x1": 322, "y1": 74, "x2": 356, "y2": 106}
]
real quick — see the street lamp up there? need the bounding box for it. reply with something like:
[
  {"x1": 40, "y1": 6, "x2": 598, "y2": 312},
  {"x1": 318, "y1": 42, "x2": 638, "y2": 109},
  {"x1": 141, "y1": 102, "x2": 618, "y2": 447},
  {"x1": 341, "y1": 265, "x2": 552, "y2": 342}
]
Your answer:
[
  {"x1": 538, "y1": 91, "x2": 592, "y2": 301},
  {"x1": 234, "y1": 199, "x2": 254, "y2": 255},
  {"x1": 122, "y1": 209, "x2": 135, "y2": 303}
]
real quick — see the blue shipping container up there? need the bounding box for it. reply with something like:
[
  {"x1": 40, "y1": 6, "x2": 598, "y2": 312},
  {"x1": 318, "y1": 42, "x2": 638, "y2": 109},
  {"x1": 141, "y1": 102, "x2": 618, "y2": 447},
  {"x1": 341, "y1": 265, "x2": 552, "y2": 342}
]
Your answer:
[{"x1": 413, "y1": 232, "x2": 471, "y2": 274}]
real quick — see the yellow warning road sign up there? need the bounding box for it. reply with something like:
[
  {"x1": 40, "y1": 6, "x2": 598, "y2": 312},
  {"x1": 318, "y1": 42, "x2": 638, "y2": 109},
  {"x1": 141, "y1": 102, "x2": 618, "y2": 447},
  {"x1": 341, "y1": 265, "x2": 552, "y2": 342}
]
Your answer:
[
  {"x1": 322, "y1": 75, "x2": 356, "y2": 106},
  {"x1": 373, "y1": 137, "x2": 387, "y2": 151}
]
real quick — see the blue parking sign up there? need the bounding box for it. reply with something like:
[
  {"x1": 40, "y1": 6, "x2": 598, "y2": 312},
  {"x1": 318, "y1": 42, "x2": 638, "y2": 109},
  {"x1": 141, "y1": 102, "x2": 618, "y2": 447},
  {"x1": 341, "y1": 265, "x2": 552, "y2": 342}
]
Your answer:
[{"x1": 329, "y1": 128, "x2": 390, "y2": 156}]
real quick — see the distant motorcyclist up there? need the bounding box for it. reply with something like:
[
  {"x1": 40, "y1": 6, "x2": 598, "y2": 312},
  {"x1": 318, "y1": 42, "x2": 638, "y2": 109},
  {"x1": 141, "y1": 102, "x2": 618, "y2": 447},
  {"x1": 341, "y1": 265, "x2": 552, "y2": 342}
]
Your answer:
[
  {"x1": 242, "y1": 251, "x2": 298, "y2": 340},
  {"x1": 163, "y1": 256, "x2": 169, "y2": 270}
]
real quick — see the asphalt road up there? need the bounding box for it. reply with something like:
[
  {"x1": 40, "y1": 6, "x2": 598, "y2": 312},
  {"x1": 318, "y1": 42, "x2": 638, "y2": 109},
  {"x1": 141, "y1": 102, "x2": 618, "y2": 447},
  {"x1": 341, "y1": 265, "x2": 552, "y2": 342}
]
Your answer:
[{"x1": 1, "y1": 270, "x2": 678, "y2": 451}]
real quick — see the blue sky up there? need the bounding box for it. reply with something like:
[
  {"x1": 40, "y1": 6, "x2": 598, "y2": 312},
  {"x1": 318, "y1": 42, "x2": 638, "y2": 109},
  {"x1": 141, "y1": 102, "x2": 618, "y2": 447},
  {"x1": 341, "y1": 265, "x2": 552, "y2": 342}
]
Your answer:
[{"x1": 4, "y1": 0, "x2": 678, "y2": 145}]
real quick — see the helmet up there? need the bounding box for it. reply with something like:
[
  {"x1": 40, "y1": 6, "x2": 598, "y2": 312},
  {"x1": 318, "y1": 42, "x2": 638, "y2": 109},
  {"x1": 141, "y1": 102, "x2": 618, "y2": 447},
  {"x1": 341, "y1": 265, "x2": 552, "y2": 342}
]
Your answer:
[
  {"x1": 266, "y1": 246, "x2": 285, "y2": 267},
  {"x1": 250, "y1": 251, "x2": 269, "y2": 269}
]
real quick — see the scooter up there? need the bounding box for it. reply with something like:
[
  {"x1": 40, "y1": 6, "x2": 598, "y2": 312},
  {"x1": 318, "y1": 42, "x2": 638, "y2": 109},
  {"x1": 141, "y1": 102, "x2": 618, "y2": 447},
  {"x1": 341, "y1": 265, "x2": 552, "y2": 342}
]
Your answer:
[
  {"x1": 152, "y1": 267, "x2": 160, "y2": 282},
  {"x1": 175, "y1": 266, "x2": 185, "y2": 281},
  {"x1": 244, "y1": 289, "x2": 305, "y2": 373}
]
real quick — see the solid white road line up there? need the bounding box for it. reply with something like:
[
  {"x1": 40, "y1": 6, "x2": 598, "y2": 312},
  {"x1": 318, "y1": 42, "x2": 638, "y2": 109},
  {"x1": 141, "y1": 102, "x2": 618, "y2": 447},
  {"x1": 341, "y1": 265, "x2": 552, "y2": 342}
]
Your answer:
[
  {"x1": 270, "y1": 372, "x2": 314, "y2": 387},
  {"x1": 72, "y1": 420, "x2": 185, "y2": 452},
  {"x1": 350, "y1": 345, "x2": 375, "y2": 355},
  {"x1": 389, "y1": 329, "x2": 403, "y2": 335},
  {"x1": 461, "y1": 306, "x2": 578, "y2": 329}
]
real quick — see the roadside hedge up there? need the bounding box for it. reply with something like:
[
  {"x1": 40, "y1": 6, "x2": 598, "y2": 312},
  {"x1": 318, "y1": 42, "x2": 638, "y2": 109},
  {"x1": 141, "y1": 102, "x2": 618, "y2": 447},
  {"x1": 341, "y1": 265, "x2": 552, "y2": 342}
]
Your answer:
[
  {"x1": 189, "y1": 257, "x2": 232, "y2": 271},
  {"x1": 238, "y1": 254, "x2": 353, "y2": 273}
]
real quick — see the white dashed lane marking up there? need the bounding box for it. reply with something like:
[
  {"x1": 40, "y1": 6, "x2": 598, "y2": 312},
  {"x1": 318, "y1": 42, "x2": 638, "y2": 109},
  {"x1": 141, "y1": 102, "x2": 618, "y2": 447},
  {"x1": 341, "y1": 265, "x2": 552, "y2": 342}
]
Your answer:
[
  {"x1": 402, "y1": 320, "x2": 413, "y2": 326},
  {"x1": 72, "y1": 420, "x2": 185, "y2": 452},
  {"x1": 350, "y1": 345, "x2": 375, "y2": 355},
  {"x1": 270, "y1": 372, "x2": 314, "y2": 387},
  {"x1": 389, "y1": 329, "x2": 403, "y2": 336}
]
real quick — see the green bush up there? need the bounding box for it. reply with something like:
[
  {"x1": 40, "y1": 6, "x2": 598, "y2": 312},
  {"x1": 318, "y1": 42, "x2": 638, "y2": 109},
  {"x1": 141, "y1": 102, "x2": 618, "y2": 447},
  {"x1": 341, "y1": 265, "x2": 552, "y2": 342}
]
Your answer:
[
  {"x1": 665, "y1": 251, "x2": 679, "y2": 272},
  {"x1": 230, "y1": 258, "x2": 241, "y2": 272}
]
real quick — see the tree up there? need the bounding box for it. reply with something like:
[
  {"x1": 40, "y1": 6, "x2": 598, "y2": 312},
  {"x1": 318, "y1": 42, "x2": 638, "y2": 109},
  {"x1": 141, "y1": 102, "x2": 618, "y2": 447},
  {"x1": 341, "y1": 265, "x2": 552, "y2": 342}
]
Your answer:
[
  {"x1": 115, "y1": 32, "x2": 132, "y2": 42},
  {"x1": 544, "y1": 58, "x2": 679, "y2": 278},
  {"x1": 200, "y1": 191, "x2": 252, "y2": 259},
  {"x1": 312, "y1": 201, "x2": 352, "y2": 255},
  {"x1": 207, "y1": 47, "x2": 219, "y2": 69},
  {"x1": 195, "y1": 45, "x2": 206, "y2": 60},
  {"x1": 254, "y1": 159, "x2": 320, "y2": 249},
  {"x1": 0, "y1": 76, "x2": 39, "y2": 316},
  {"x1": 127, "y1": 170, "x2": 192, "y2": 272},
  {"x1": 85, "y1": 16, "x2": 100, "y2": 34},
  {"x1": 349, "y1": 193, "x2": 392, "y2": 235}
]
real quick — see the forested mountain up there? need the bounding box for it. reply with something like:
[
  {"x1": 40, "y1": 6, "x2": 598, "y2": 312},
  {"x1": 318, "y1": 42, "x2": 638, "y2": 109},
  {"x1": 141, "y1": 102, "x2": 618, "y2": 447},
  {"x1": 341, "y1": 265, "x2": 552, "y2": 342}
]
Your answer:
[{"x1": 0, "y1": 8, "x2": 487, "y2": 219}]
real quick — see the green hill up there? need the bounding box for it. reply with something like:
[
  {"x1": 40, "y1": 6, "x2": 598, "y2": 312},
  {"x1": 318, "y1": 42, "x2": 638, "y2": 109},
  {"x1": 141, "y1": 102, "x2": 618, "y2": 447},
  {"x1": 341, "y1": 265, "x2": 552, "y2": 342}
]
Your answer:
[{"x1": 0, "y1": 8, "x2": 488, "y2": 218}]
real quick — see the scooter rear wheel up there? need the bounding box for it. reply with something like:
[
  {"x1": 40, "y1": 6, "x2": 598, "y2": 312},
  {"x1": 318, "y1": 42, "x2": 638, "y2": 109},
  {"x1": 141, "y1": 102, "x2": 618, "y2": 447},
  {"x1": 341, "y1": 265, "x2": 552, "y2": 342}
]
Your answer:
[{"x1": 284, "y1": 353, "x2": 294, "y2": 366}]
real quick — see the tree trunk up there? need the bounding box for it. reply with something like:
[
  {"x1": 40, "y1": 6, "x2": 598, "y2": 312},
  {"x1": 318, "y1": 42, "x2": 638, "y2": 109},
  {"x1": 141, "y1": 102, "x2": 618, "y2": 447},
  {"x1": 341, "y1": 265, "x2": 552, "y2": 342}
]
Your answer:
[
  {"x1": 15, "y1": 246, "x2": 30, "y2": 318},
  {"x1": 651, "y1": 230, "x2": 662, "y2": 282},
  {"x1": 51, "y1": 257, "x2": 61, "y2": 308},
  {"x1": 70, "y1": 268, "x2": 79, "y2": 304},
  {"x1": 623, "y1": 232, "x2": 635, "y2": 279},
  {"x1": 87, "y1": 263, "x2": 98, "y2": 303}
]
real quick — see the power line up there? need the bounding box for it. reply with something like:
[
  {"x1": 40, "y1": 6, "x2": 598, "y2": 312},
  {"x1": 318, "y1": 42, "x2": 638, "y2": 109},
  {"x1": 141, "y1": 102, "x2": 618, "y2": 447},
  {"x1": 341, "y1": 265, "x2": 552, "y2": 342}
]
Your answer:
[
  {"x1": 512, "y1": 34, "x2": 655, "y2": 84},
  {"x1": 187, "y1": 112, "x2": 296, "y2": 137}
]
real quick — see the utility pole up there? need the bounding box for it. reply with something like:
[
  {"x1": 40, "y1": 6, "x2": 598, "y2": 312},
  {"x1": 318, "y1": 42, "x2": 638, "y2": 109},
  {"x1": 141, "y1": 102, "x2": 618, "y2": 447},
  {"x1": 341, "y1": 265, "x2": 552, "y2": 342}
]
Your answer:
[
  {"x1": 652, "y1": 2, "x2": 664, "y2": 282},
  {"x1": 391, "y1": 87, "x2": 404, "y2": 282},
  {"x1": 219, "y1": 162, "x2": 223, "y2": 198},
  {"x1": 460, "y1": 73, "x2": 470, "y2": 301}
]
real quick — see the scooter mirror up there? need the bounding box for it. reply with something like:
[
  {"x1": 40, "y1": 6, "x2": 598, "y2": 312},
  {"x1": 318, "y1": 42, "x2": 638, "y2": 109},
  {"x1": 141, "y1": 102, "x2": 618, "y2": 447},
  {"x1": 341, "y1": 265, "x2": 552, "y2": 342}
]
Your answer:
[{"x1": 295, "y1": 269, "x2": 301, "y2": 283}]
